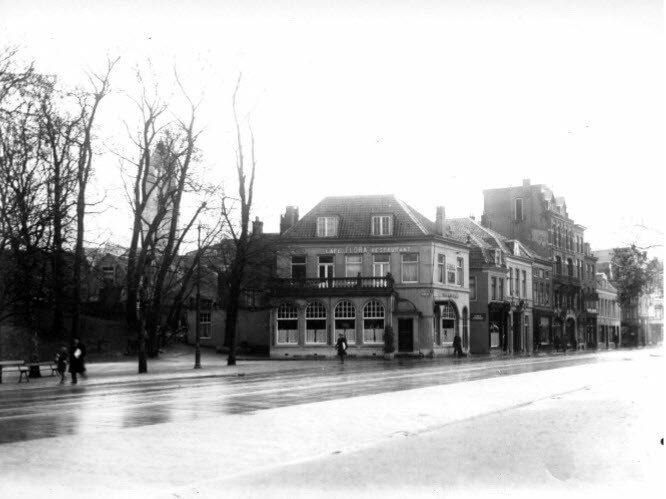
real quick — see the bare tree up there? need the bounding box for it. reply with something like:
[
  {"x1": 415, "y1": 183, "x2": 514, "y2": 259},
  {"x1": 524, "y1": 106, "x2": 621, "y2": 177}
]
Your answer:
[{"x1": 219, "y1": 75, "x2": 257, "y2": 366}]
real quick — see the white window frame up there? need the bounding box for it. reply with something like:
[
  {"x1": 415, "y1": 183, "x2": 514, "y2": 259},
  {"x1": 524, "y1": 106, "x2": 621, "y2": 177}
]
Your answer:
[
  {"x1": 334, "y1": 300, "x2": 356, "y2": 344},
  {"x1": 276, "y1": 303, "x2": 298, "y2": 344},
  {"x1": 363, "y1": 300, "x2": 385, "y2": 343},
  {"x1": 316, "y1": 216, "x2": 339, "y2": 237},
  {"x1": 345, "y1": 255, "x2": 362, "y2": 278},
  {"x1": 437, "y1": 254, "x2": 445, "y2": 283},
  {"x1": 305, "y1": 301, "x2": 327, "y2": 344},
  {"x1": 373, "y1": 254, "x2": 390, "y2": 277},
  {"x1": 401, "y1": 253, "x2": 419, "y2": 283},
  {"x1": 456, "y1": 257, "x2": 464, "y2": 286},
  {"x1": 372, "y1": 215, "x2": 392, "y2": 236},
  {"x1": 318, "y1": 255, "x2": 334, "y2": 280},
  {"x1": 199, "y1": 311, "x2": 212, "y2": 339}
]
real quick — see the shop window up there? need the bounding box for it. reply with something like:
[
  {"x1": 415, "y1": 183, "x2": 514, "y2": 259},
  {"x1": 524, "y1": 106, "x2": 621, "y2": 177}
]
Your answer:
[
  {"x1": 305, "y1": 301, "x2": 327, "y2": 344},
  {"x1": 373, "y1": 254, "x2": 390, "y2": 277},
  {"x1": 372, "y1": 215, "x2": 392, "y2": 236},
  {"x1": 437, "y1": 254, "x2": 445, "y2": 283},
  {"x1": 199, "y1": 312, "x2": 212, "y2": 339},
  {"x1": 334, "y1": 300, "x2": 356, "y2": 344},
  {"x1": 401, "y1": 253, "x2": 419, "y2": 283},
  {"x1": 345, "y1": 255, "x2": 362, "y2": 278},
  {"x1": 363, "y1": 300, "x2": 385, "y2": 343},
  {"x1": 277, "y1": 303, "x2": 298, "y2": 344},
  {"x1": 316, "y1": 217, "x2": 338, "y2": 237}
]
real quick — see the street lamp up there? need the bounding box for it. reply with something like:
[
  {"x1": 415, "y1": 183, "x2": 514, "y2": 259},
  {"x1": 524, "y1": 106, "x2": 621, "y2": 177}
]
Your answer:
[{"x1": 194, "y1": 223, "x2": 202, "y2": 369}]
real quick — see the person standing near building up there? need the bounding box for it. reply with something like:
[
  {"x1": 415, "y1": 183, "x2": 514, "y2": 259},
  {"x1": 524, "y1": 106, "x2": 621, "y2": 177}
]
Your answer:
[
  {"x1": 453, "y1": 333, "x2": 464, "y2": 357},
  {"x1": 55, "y1": 346, "x2": 68, "y2": 384},
  {"x1": 69, "y1": 337, "x2": 87, "y2": 384},
  {"x1": 336, "y1": 333, "x2": 348, "y2": 363}
]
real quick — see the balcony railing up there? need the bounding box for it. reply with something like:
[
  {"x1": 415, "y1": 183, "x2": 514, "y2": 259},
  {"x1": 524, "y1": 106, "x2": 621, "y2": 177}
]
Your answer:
[
  {"x1": 270, "y1": 276, "x2": 393, "y2": 297},
  {"x1": 553, "y1": 273, "x2": 581, "y2": 288}
]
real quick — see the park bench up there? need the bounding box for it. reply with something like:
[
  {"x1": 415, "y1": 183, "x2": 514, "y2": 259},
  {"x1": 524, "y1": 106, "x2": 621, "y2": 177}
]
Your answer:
[
  {"x1": 25, "y1": 361, "x2": 59, "y2": 379},
  {"x1": 0, "y1": 360, "x2": 30, "y2": 383}
]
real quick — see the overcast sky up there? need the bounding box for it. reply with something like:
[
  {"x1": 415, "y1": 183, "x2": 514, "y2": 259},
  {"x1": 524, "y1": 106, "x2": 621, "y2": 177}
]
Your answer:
[{"x1": 1, "y1": 0, "x2": 663, "y2": 255}]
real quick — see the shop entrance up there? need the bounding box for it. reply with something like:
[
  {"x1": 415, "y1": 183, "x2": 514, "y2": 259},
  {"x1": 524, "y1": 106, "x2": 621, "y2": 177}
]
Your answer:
[{"x1": 398, "y1": 318, "x2": 413, "y2": 352}]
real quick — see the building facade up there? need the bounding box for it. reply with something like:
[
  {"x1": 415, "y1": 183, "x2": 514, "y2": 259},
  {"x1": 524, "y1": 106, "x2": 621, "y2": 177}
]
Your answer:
[
  {"x1": 269, "y1": 196, "x2": 471, "y2": 358},
  {"x1": 446, "y1": 218, "x2": 534, "y2": 354},
  {"x1": 595, "y1": 272, "x2": 621, "y2": 348},
  {"x1": 481, "y1": 179, "x2": 592, "y2": 350}
]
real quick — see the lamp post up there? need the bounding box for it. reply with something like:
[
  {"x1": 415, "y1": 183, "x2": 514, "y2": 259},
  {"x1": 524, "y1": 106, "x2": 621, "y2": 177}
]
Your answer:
[{"x1": 194, "y1": 223, "x2": 202, "y2": 369}]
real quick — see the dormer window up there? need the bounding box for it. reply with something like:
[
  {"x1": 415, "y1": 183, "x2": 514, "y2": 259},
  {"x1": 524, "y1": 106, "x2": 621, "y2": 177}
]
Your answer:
[
  {"x1": 317, "y1": 216, "x2": 339, "y2": 237},
  {"x1": 372, "y1": 215, "x2": 392, "y2": 236},
  {"x1": 494, "y1": 250, "x2": 501, "y2": 266}
]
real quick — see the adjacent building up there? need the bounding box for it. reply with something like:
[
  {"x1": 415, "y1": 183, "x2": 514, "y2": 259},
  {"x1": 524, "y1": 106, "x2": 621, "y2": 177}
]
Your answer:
[
  {"x1": 268, "y1": 195, "x2": 471, "y2": 358},
  {"x1": 446, "y1": 217, "x2": 535, "y2": 354},
  {"x1": 595, "y1": 272, "x2": 621, "y2": 348},
  {"x1": 481, "y1": 179, "x2": 591, "y2": 350}
]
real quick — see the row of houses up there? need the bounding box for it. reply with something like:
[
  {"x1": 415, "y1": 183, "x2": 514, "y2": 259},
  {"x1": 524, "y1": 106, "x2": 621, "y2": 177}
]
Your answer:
[{"x1": 90, "y1": 179, "x2": 663, "y2": 358}]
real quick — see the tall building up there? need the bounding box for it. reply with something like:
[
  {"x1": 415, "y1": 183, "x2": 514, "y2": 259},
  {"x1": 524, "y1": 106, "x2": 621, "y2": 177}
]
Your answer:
[
  {"x1": 269, "y1": 195, "x2": 471, "y2": 358},
  {"x1": 481, "y1": 179, "x2": 592, "y2": 349}
]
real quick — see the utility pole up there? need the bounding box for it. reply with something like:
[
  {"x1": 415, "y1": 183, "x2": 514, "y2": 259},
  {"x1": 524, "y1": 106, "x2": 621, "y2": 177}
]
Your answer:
[{"x1": 194, "y1": 223, "x2": 202, "y2": 369}]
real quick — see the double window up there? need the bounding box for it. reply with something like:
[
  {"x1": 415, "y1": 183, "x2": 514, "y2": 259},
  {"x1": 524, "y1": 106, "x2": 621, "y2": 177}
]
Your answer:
[
  {"x1": 316, "y1": 217, "x2": 339, "y2": 237},
  {"x1": 319, "y1": 255, "x2": 334, "y2": 280},
  {"x1": 401, "y1": 253, "x2": 419, "y2": 283},
  {"x1": 372, "y1": 215, "x2": 392, "y2": 236},
  {"x1": 373, "y1": 254, "x2": 390, "y2": 277}
]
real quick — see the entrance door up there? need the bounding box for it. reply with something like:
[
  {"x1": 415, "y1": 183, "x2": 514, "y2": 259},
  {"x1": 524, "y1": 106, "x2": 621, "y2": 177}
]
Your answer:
[{"x1": 398, "y1": 318, "x2": 413, "y2": 352}]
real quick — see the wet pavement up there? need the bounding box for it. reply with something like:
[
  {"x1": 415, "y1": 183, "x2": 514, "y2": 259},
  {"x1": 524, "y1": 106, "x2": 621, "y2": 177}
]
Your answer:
[{"x1": 0, "y1": 350, "x2": 615, "y2": 444}]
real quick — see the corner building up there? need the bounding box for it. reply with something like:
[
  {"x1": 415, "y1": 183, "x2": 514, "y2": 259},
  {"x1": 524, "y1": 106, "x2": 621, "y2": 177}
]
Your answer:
[{"x1": 269, "y1": 195, "x2": 471, "y2": 358}]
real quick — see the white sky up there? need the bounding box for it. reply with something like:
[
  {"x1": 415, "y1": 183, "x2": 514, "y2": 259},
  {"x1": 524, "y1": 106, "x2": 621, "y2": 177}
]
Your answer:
[{"x1": 1, "y1": 0, "x2": 664, "y2": 256}]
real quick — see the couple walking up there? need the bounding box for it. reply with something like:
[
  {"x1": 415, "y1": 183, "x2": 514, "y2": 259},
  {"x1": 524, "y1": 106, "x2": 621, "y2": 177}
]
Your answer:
[{"x1": 55, "y1": 337, "x2": 87, "y2": 384}]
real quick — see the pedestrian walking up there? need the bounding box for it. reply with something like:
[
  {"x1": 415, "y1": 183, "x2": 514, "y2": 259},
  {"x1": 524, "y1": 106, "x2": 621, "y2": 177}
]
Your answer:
[
  {"x1": 55, "y1": 346, "x2": 68, "y2": 384},
  {"x1": 453, "y1": 333, "x2": 464, "y2": 357},
  {"x1": 613, "y1": 332, "x2": 619, "y2": 349},
  {"x1": 69, "y1": 337, "x2": 87, "y2": 384},
  {"x1": 336, "y1": 333, "x2": 348, "y2": 363}
]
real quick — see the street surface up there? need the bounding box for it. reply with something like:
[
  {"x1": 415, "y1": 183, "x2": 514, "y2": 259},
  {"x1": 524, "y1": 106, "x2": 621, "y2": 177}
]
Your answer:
[{"x1": 0, "y1": 348, "x2": 663, "y2": 498}]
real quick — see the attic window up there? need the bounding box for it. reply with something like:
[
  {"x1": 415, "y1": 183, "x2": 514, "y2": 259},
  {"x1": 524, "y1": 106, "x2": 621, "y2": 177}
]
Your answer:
[
  {"x1": 494, "y1": 250, "x2": 501, "y2": 266},
  {"x1": 317, "y1": 217, "x2": 339, "y2": 237},
  {"x1": 372, "y1": 215, "x2": 392, "y2": 236}
]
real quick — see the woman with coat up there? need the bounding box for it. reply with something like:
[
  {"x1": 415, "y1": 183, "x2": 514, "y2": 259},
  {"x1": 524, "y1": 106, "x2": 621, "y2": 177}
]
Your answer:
[
  {"x1": 69, "y1": 337, "x2": 87, "y2": 384},
  {"x1": 336, "y1": 333, "x2": 348, "y2": 363}
]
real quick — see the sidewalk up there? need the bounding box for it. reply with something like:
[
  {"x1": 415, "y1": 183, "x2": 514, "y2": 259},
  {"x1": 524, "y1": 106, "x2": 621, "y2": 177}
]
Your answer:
[{"x1": 0, "y1": 343, "x2": 645, "y2": 393}]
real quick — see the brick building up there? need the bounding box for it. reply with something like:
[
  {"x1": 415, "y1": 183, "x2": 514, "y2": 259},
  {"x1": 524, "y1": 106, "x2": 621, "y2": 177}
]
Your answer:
[{"x1": 481, "y1": 179, "x2": 591, "y2": 350}]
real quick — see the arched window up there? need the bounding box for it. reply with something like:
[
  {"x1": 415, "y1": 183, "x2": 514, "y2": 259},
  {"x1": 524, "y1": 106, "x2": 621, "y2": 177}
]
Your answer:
[
  {"x1": 277, "y1": 302, "x2": 298, "y2": 344},
  {"x1": 334, "y1": 300, "x2": 356, "y2": 344},
  {"x1": 363, "y1": 300, "x2": 385, "y2": 343},
  {"x1": 440, "y1": 302, "x2": 458, "y2": 345},
  {"x1": 305, "y1": 301, "x2": 327, "y2": 344}
]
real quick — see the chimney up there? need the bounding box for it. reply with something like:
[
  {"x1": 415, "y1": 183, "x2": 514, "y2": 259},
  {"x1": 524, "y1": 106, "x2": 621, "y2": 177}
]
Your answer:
[
  {"x1": 280, "y1": 205, "x2": 299, "y2": 234},
  {"x1": 522, "y1": 178, "x2": 531, "y2": 188},
  {"x1": 435, "y1": 206, "x2": 446, "y2": 236},
  {"x1": 252, "y1": 216, "x2": 264, "y2": 235}
]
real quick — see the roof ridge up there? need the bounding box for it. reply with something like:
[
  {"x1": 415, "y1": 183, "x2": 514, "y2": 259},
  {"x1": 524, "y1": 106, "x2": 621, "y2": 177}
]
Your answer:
[
  {"x1": 469, "y1": 217, "x2": 507, "y2": 251},
  {"x1": 395, "y1": 197, "x2": 429, "y2": 235}
]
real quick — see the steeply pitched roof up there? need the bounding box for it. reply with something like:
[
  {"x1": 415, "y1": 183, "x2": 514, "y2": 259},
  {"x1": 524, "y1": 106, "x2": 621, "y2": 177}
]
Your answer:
[{"x1": 282, "y1": 195, "x2": 437, "y2": 239}]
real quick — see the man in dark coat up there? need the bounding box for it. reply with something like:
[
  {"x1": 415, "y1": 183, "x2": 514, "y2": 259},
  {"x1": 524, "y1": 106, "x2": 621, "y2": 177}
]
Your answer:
[
  {"x1": 69, "y1": 337, "x2": 87, "y2": 384},
  {"x1": 336, "y1": 333, "x2": 348, "y2": 363},
  {"x1": 453, "y1": 333, "x2": 464, "y2": 357}
]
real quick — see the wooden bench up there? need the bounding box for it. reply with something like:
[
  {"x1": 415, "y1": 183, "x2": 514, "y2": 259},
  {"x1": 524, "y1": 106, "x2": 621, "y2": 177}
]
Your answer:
[
  {"x1": 25, "y1": 361, "x2": 59, "y2": 379},
  {"x1": 0, "y1": 360, "x2": 30, "y2": 383}
]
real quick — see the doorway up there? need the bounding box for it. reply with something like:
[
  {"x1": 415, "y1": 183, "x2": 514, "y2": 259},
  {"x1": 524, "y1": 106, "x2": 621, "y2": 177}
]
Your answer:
[{"x1": 398, "y1": 318, "x2": 413, "y2": 352}]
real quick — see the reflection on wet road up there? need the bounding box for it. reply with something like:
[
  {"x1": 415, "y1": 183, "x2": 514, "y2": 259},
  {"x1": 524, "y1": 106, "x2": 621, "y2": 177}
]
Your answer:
[{"x1": 0, "y1": 355, "x2": 605, "y2": 444}]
